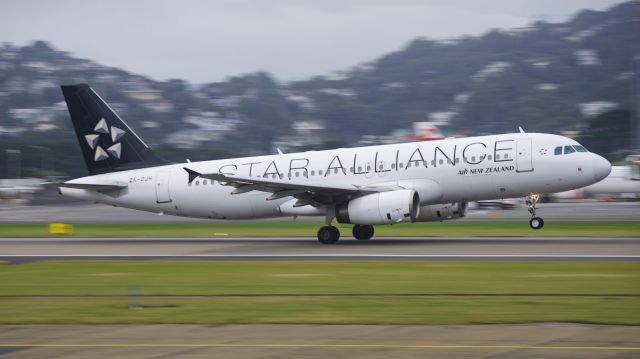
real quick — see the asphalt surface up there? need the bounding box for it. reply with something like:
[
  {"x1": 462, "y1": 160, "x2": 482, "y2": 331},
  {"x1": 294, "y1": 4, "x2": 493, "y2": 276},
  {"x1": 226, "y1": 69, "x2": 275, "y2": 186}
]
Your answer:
[
  {"x1": 1, "y1": 201, "x2": 639, "y2": 223},
  {"x1": 1, "y1": 237, "x2": 639, "y2": 262},
  {"x1": 1, "y1": 324, "x2": 638, "y2": 358}
]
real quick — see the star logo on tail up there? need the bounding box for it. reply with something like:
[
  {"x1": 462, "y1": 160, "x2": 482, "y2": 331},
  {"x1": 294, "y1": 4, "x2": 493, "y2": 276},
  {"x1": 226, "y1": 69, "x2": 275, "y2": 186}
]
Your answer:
[{"x1": 84, "y1": 118, "x2": 126, "y2": 162}]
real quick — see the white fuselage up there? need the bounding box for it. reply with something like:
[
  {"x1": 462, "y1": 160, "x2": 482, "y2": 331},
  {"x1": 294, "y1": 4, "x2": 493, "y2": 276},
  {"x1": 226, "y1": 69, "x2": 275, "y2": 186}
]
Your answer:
[{"x1": 61, "y1": 133, "x2": 609, "y2": 220}]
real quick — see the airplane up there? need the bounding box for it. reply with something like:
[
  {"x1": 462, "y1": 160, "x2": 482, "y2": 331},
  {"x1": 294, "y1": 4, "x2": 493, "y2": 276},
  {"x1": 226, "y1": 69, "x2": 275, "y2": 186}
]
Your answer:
[
  {"x1": 553, "y1": 155, "x2": 640, "y2": 199},
  {"x1": 0, "y1": 178, "x2": 44, "y2": 204},
  {"x1": 56, "y1": 84, "x2": 612, "y2": 244}
]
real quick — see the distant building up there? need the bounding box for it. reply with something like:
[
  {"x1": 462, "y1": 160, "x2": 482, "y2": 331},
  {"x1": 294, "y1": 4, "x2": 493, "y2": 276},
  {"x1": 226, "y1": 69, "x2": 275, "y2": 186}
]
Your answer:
[
  {"x1": 472, "y1": 62, "x2": 511, "y2": 82},
  {"x1": 272, "y1": 120, "x2": 325, "y2": 152},
  {"x1": 164, "y1": 111, "x2": 243, "y2": 149},
  {"x1": 575, "y1": 49, "x2": 601, "y2": 66},
  {"x1": 577, "y1": 101, "x2": 618, "y2": 118}
]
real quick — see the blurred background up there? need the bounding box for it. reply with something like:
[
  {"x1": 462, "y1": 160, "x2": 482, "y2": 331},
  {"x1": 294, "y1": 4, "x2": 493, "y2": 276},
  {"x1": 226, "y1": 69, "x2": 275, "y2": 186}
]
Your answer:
[{"x1": 0, "y1": 0, "x2": 638, "y2": 205}]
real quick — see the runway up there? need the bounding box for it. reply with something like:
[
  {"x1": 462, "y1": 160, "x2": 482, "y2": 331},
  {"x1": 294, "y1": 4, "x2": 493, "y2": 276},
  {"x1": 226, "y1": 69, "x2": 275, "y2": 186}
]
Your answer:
[
  {"x1": 2, "y1": 237, "x2": 639, "y2": 261},
  {"x1": 1, "y1": 324, "x2": 639, "y2": 359}
]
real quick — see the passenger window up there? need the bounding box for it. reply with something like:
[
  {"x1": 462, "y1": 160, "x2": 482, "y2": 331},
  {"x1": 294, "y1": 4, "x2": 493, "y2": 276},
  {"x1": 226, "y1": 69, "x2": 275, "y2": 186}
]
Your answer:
[
  {"x1": 554, "y1": 146, "x2": 562, "y2": 155},
  {"x1": 564, "y1": 146, "x2": 575, "y2": 154},
  {"x1": 573, "y1": 145, "x2": 588, "y2": 152}
]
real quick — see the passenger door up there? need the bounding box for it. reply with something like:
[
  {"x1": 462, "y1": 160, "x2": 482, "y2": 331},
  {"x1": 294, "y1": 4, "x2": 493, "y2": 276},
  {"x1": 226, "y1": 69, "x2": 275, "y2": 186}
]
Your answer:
[
  {"x1": 155, "y1": 171, "x2": 172, "y2": 203},
  {"x1": 516, "y1": 139, "x2": 533, "y2": 173}
]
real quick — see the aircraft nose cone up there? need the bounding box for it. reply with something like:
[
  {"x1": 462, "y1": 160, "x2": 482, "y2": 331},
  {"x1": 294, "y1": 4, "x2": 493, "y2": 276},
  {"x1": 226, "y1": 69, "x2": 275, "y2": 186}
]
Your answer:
[{"x1": 592, "y1": 155, "x2": 611, "y2": 182}]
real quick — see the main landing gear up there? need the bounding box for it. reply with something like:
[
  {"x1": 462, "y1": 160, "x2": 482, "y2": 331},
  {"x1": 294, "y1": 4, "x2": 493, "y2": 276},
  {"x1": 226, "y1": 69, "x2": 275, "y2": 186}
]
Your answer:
[
  {"x1": 317, "y1": 226, "x2": 340, "y2": 244},
  {"x1": 526, "y1": 193, "x2": 544, "y2": 230},
  {"x1": 316, "y1": 224, "x2": 375, "y2": 244},
  {"x1": 352, "y1": 224, "x2": 374, "y2": 240}
]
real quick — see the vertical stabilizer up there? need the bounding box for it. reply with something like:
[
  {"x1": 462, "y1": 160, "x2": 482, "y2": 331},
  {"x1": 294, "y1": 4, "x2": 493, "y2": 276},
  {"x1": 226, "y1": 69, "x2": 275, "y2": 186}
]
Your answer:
[{"x1": 61, "y1": 84, "x2": 168, "y2": 175}]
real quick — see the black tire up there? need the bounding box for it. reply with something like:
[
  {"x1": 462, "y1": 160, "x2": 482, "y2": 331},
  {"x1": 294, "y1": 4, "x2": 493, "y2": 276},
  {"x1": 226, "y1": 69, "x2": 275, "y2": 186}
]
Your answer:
[
  {"x1": 317, "y1": 226, "x2": 340, "y2": 244},
  {"x1": 352, "y1": 225, "x2": 374, "y2": 240},
  {"x1": 529, "y1": 217, "x2": 544, "y2": 230}
]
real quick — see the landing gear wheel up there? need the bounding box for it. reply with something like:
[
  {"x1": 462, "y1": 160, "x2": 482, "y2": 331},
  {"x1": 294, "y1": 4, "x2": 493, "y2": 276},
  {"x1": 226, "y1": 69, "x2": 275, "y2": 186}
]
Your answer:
[
  {"x1": 352, "y1": 225, "x2": 374, "y2": 240},
  {"x1": 525, "y1": 193, "x2": 544, "y2": 230},
  {"x1": 317, "y1": 226, "x2": 340, "y2": 244},
  {"x1": 529, "y1": 217, "x2": 544, "y2": 230}
]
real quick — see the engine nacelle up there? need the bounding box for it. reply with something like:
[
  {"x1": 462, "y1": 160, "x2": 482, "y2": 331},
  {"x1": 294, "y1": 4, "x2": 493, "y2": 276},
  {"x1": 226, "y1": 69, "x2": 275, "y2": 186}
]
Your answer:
[
  {"x1": 415, "y1": 202, "x2": 468, "y2": 222},
  {"x1": 336, "y1": 190, "x2": 420, "y2": 225}
]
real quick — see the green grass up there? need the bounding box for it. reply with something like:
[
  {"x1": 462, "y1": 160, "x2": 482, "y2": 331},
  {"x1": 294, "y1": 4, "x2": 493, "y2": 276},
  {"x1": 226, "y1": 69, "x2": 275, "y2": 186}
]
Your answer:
[
  {"x1": 1, "y1": 221, "x2": 639, "y2": 237},
  {"x1": 0, "y1": 261, "x2": 638, "y2": 325}
]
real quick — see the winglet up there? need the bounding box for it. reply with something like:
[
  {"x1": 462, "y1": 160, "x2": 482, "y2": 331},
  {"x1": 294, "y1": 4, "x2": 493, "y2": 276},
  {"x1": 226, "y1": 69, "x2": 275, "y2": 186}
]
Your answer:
[
  {"x1": 518, "y1": 126, "x2": 525, "y2": 133},
  {"x1": 277, "y1": 148, "x2": 284, "y2": 155},
  {"x1": 183, "y1": 167, "x2": 201, "y2": 184}
]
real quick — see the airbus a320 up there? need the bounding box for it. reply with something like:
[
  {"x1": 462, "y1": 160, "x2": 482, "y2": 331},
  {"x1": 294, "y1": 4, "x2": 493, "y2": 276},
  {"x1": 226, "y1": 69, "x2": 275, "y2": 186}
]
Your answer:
[{"x1": 57, "y1": 84, "x2": 612, "y2": 244}]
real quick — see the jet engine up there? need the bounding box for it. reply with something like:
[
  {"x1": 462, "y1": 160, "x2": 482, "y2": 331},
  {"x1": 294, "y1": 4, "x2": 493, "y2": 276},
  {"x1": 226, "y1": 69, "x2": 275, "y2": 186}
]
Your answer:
[
  {"x1": 415, "y1": 202, "x2": 468, "y2": 222},
  {"x1": 336, "y1": 190, "x2": 420, "y2": 225}
]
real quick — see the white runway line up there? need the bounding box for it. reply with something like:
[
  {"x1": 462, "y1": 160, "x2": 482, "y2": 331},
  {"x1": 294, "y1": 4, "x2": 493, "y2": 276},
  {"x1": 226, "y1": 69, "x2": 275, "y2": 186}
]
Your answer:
[{"x1": 1, "y1": 254, "x2": 639, "y2": 259}]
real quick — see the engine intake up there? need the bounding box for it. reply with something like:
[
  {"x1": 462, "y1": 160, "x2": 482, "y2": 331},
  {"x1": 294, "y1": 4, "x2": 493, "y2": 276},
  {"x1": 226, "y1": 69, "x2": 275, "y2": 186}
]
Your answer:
[{"x1": 336, "y1": 190, "x2": 420, "y2": 225}]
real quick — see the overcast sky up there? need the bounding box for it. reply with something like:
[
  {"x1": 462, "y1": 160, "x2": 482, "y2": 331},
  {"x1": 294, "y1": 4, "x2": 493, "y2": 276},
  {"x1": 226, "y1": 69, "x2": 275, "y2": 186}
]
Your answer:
[{"x1": 0, "y1": 0, "x2": 624, "y2": 83}]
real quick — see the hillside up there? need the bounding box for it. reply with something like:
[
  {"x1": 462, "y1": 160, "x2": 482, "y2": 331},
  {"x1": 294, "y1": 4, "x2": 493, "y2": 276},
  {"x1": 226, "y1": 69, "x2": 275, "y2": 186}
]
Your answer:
[{"x1": 0, "y1": 1, "x2": 638, "y2": 177}]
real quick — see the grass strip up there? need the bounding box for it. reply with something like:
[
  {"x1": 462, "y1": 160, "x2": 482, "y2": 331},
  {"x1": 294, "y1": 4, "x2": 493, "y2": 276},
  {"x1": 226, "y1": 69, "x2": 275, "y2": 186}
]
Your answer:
[
  {"x1": 0, "y1": 297, "x2": 637, "y2": 325},
  {"x1": 0, "y1": 261, "x2": 638, "y2": 325}
]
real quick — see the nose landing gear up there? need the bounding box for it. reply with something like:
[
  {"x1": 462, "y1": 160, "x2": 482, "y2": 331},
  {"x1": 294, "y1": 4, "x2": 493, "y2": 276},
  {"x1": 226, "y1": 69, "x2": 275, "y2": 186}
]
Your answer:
[{"x1": 525, "y1": 193, "x2": 544, "y2": 229}]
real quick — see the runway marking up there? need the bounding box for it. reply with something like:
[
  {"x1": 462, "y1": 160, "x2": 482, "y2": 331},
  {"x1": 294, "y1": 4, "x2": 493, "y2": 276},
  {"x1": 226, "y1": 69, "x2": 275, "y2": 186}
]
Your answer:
[{"x1": 0, "y1": 343, "x2": 639, "y2": 351}]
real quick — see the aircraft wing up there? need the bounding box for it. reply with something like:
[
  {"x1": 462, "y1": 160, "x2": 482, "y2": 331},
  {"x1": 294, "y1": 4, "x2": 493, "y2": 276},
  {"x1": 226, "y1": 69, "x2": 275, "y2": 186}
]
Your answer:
[{"x1": 184, "y1": 167, "x2": 401, "y2": 206}]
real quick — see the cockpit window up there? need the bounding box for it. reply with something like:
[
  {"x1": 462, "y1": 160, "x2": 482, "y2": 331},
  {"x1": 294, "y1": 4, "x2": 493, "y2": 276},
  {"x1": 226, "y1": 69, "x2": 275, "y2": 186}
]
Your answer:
[
  {"x1": 573, "y1": 145, "x2": 588, "y2": 152},
  {"x1": 564, "y1": 145, "x2": 576, "y2": 154},
  {"x1": 554, "y1": 146, "x2": 562, "y2": 155}
]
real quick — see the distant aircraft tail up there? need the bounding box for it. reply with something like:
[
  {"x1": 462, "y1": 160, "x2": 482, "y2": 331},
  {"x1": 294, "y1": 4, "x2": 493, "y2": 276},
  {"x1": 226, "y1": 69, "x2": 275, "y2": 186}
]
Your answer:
[{"x1": 61, "y1": 84, "x2": 169, "y2": 175}]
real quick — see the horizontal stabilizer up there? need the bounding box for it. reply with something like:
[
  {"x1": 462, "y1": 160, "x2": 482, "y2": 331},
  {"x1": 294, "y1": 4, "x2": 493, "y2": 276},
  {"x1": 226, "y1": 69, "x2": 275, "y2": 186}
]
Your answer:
[{"x1": 56, "y1": 182, "x2": 127, "y2": 192}]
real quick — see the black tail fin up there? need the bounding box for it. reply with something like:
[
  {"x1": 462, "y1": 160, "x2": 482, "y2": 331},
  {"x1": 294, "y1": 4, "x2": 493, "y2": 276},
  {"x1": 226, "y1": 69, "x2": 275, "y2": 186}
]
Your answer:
[{"x1": 61, "y1": 84, "x2": 169, "y2": 175}]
